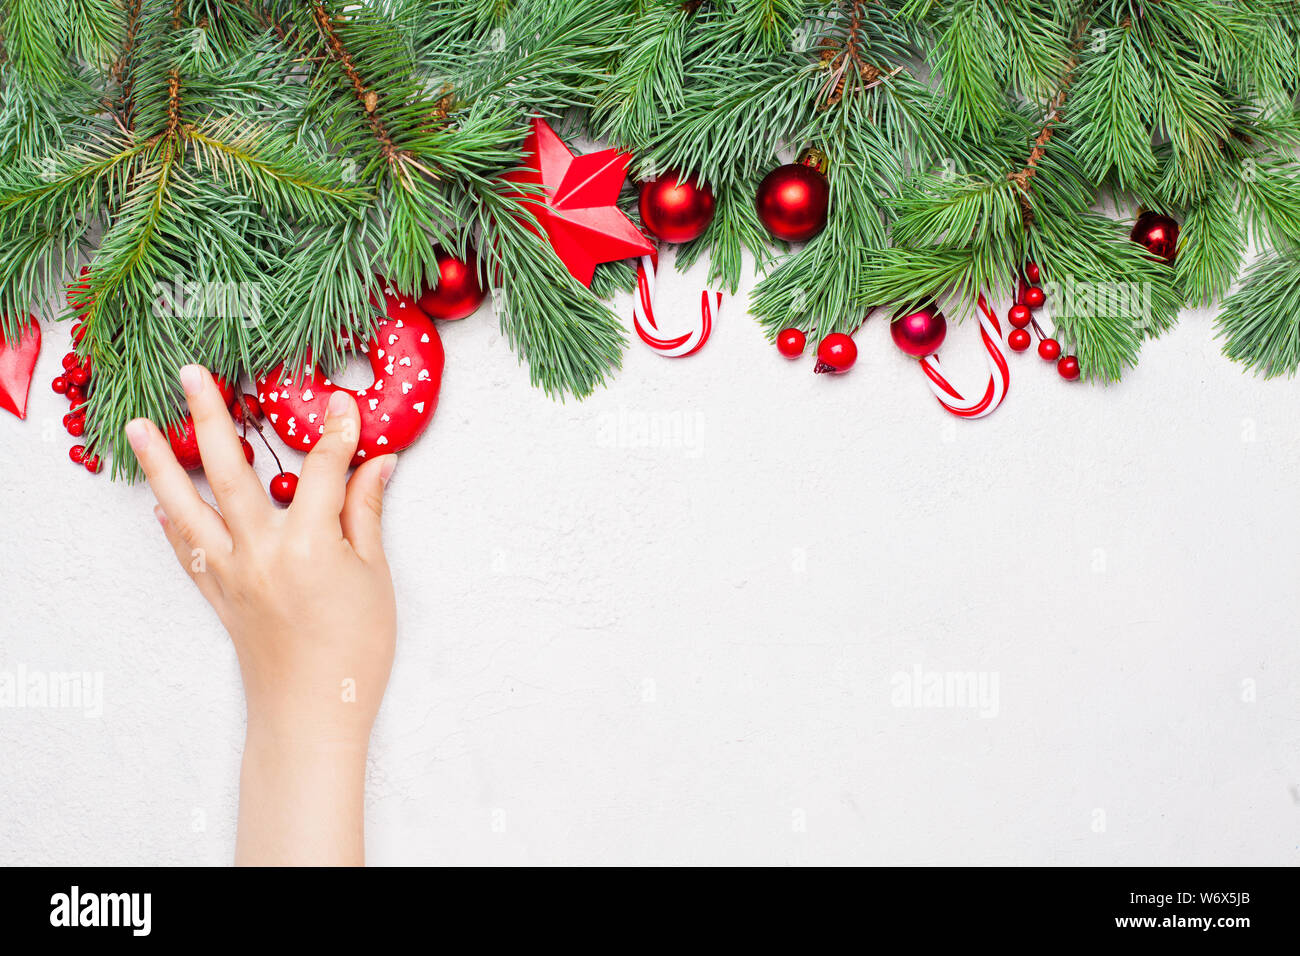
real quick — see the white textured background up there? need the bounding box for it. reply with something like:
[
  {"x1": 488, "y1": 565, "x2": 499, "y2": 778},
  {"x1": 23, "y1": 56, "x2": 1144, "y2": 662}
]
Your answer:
[{"x1": 2, "y1": 249, "x2": 1298, "y2": 866}]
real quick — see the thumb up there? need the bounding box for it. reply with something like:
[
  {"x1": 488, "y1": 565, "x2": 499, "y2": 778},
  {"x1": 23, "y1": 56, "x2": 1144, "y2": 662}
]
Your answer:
[{"x1": 341, "y1": 454, "x2": 397, "y2": 561}]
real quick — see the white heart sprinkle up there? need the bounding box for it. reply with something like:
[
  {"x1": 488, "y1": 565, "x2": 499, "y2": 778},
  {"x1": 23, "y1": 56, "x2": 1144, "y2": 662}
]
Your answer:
[
  {"x1": 388, "y1": 334, "x2": 398, "y2": 346},
  {"x1": 270, "y1": 391, "x2": 279, "y2": 402},
  {"x1": 308, "y1": 413, "x2": 317, "y2": 423},
  {"x1": 413, "y1": 402, "x2": 425, "y2": 413},
  {"x1": 399, "y1": 357, "x2": 412, "y2": 367},
  {"x1": 417, "y1": 370, "x2": 430, "y2": 381},
  {"x1": 420, "y1": 333, "x2": 429, "y2": 343},
  {"x1": 381, "y1": 413, "x2": 390, "y2": 422},
  {"x1": 396, "y1": 319, "x2": 404, "y2": 328},
  {"x1": 376, "y1": 436, "x2": 389, "y2": 446},
  {"x1": 369, "y1": 398, "x2": 379, "y2": 411},
  {"x1": 402, "y1": 382, "x2": 413, "y2": 394},
  {"x1": 357, "y1": 450, "x2": 366, "y2": 458},
  {"x1": 302, "y1": 389, "x2": 313, "y2": 401},
  {"x1": 377, "y1": 349, "x2": 384, "y2": 359}
]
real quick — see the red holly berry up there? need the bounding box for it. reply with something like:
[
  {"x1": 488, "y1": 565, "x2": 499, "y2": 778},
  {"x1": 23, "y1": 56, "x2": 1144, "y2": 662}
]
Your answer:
[
  {"x1": 234, "y1": 393, "x2": 263, "y2": 423},
  {"x1": 69, "y1": 444, "x2": 86, "y2": 464},
  {"x1": 66, "y1": 384, "x2": 85, "y2": 405},
  {"x1": 84, "y1": 454, "x2": 102, "y2": 474},
  {"x1": 814, "y1": 333, "x2": 857, "y2": 374},
  {"x1": 52, "y1": 376, "x2": 69, "y2": 395},
  {"x1": 776, "y1": 328, "x2": 807, "y2": 358},
  {"x1": 67, "y1": 417, "x2": 85, "y2": 437},
  {"x1": 1008, "y1": 329, "x2": 1032, "y2": 352},
  {"x1": 68, "y1": 365, "x2": 91, "y2": 388},
  {"x1": 1024, "y1": 286, "x2": 1046, "y2": 309},
  {"x1": 1058, "y1": 356, "x2": 1081, "y2": 380},
  {"x1": 240, "y1": 437, "x2": 255, "y2": 465},
  {"x1": 269, "y1": 472, "x2": 298, "y2": 504},
  {"x1": 1008, "y1": 304, "x2": 1031, "y2": 329},
  {"x1": 215, "y1": 375, "x2": 238, "y2": 409},
  {"x1": 1038, "y1": 338, "x2": 1062, "y2": 361},
  {"x1": 61, "y1": 352, "x2": 78, "y2": 370},
  {"x1": 1024, "y1": 261, "x2": 1041, "y2": 285},
  {"x1": 166, "y1": 417, "x2": 203, "y2": 471},
  {"x1": 71, "y1": 323, "x2": 86, "y2": 345}
]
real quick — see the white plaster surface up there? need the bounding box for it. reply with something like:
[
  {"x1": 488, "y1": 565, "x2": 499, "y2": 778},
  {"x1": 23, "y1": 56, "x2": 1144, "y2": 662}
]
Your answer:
[{"x1": 2, "y1": 250, "x2": 1298, "y2": 866}]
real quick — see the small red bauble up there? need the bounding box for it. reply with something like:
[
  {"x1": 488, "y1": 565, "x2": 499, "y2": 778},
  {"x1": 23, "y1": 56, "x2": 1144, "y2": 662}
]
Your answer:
[
  {"x1": 1008, "y1": 329, "x2": 1032, "y2": 352},
  {"x1": 639, "y1": 171, "x2": 716, "y2": 244},
  {"x1": 52, "y1": 375, "x2": 69, "y2": 395},
  {"x1": 1038, "y1": 338, "x2": 1062, "y2": 361},
  {"x1": 814, "y1": 333, "x2": 857, "y2": 374},
  {"x1": 1058, "y1": 356, "x2": 1081, "y2": 380},
  {"x1": 890, "y1": 306, "x2": 947, "y2": 358},
  {"x1": 167, "y1": 416, "x2": 203, "y2": 471},
  {"x1": 61, "y1": 352, "x2": 78, "y2": 370},
  {"x1": 417, "y1": 247, "x2": 487, "y2": 320},
  {"x1": 1024, "y1": 261, "x2": 1041, "y2": 284},
  {"x1": 776, "y1": 328, "x2": 807, "y2": 358},
  {"x1": 69, "y1": 444, "x2": 86, "y2": 464},
  {"x1": 756, "y1": 163, "x2": 830, "y2": 242},
  {"x1": 1008, "y1": 304, "x2": 1031, "y2": 329},
  {"x1": 68, "y1": 365, "x2": 91, "y2": 388},
  {"x1": 67, "y1": 417, "x2": 85, "y2": 437},
  {"x1": 1131, "y1": 210, "x2": 1179, "y2": 265},
  {"x1": 84, "y1": 454, "x2": 101, "y2": 474},
  {"x1": 1024, "y1": 286, "x2": 1046, "y2": 309},
  {"x1": 240, "y1": 437, "x2": 255, "y2": 465},
  {"x1": 269, "y1": 472, "x2": 298, "y2": 504}
]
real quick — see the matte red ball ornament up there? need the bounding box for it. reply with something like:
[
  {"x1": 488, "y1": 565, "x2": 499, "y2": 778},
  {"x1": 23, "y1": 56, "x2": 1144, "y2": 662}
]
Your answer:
[
  {"x1": 756, "y1": 163, "x2": 830, "y2": 242},
  {"x1": 1058, "y1": 356, "x2": 1081, "y2": 380},
  {"x1": 1038, "y1": 338, "x2": 1061, "y2": 361},
  {"x1": 890, "y1": 306, "x2": 947, "y2": 358},
  {"x1": 1008, "y1": 304, "x2": 1032, "y2": 329},
  {"x1": 776, "y1": 328, "x2": 806, "y2": 358},
  {"x1": 167, "y1": 416, "x2": 203, "y2": 471},
  {"x1": 1131, "y1": 211, "x2": 1179, "y2": 265},
  {"x1": 639, "y1": 171, "x2": 716, "y2": 244},
  {"x1": 269, "y1": 472, "x2": 298, "y2": 504},
  {"x1": 259, "y1": 283, "x2": 444, "y2": 467},
  {"x1": 1008, "y1": 329, "x2": 1032, "y2": 352},
  {"x1": 417, "y1": 248, "x2": 487, "y2": 321},
  {"x1": 1024, "y1": 286, "x2": 1046, "y2": 309},
  {"x1": 814, "y1": 333, "x2": 857, "y2": 374}
]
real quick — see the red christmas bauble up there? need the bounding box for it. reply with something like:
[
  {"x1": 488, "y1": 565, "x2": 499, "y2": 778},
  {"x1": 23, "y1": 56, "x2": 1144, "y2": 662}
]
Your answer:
[
  {"x1": 1131, "y1": 210, "x2": 1179, "y2": 265},
  {"x1": 269, "y1": 472, "x2": 298, "y2": 504},
  {"x1": 1024, "y1": 286, "x2": 1046, "y2": 309},
  {"x1": 167, "y1": 416, "x2": 203, "y2": 471},
  {"x1": 1008, "y1": 329, "x2": 1032, "y2": 352},
  {"x1": 756, "y1": 164, "x2": 829, "y2": 242},
  {"x1": 1038, "y1": 338, "x2": 1061, "y2": 361},
  {"x1": 639, "y1": 172, "x2": 716, "y2": 244},
  {"x1": 1008, "y1": 304, "x2": 1031, "y2": 329},
  {"x1": 776, "y1": 328, "x2": 807, "y2": 358},
  {"x1": 418, "y1": 248, "x2": 486, "y2": 320},
  {"x1": 814, "y1": 333, "x2": 857, "y2": 374},
  {"x1": 890, "y1": 306, "x2": 947, "y2": 357},
  {"x1": 1058, "y1": 356, "x2": 1081, "y2": 380}
]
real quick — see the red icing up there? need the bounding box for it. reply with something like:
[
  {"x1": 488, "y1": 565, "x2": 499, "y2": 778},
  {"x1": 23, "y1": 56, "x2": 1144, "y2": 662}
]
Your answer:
[{"x1": 257, "y1": 287, "x2": 444, "y2": 466}]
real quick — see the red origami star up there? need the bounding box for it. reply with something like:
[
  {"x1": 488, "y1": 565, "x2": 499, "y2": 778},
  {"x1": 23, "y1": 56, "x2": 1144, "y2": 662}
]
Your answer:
[{"x1": 504, "y1": 119, "x2": 654, "y2": 287}]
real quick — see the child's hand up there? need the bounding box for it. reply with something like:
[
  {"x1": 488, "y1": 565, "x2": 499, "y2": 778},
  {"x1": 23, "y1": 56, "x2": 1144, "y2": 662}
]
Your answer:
[{"x1": 125, "y1": 364, "x2": 397, "y2": 865}]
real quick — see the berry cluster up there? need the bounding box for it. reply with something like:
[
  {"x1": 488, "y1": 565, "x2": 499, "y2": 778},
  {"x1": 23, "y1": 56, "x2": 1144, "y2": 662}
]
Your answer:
[
  {"x1": 775, "y1": 328, "x2": 859, "y2": 374},
  {"x1": 1004, "y1": 263, "x2": 1081, "y2": 381},
  {"x1": 54, "y1": 283, "x2": 102, "y2": 473}
]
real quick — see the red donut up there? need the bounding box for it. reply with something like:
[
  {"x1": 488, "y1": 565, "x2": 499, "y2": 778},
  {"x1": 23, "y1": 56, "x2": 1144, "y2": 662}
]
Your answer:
[{"x1": 257, "y1": 285, "x2": 444, "y2": 466}]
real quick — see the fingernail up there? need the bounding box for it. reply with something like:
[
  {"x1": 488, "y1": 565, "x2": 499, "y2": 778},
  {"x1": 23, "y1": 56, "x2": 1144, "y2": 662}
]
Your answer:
[
  {"x1": 327, "y1": 390, "x2": 351, "y2": 418},
  {"x1": 153, "y1": 505, "x2": 168, "y2": 528},
  {"x1": 379, "y1": 455, "x2": 397, "y2": 486},
  {"x1": 124, "y1": 419, "x2": 151, "y2": 453},
  {"x1": 179, "y1": 365, "x2": 205, "y2": 397}
]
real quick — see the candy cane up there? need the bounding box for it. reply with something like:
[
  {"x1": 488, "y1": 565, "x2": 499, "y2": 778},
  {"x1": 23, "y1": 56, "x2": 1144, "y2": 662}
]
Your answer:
[
  {"x1": 918, "y1": 294, "x2": 1011, "y2": 420},
  {"x1": 633, "y1": 254, "x2": 722, "y2": 358}
]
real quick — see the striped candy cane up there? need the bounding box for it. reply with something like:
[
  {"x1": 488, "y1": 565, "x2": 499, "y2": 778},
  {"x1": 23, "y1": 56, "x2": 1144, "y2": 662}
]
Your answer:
[
  {"x1": 633, "y1": 253, "x2": 722, "y2": 358},
  {"x1": 918, "y1": 293, "x2": 1011, "y2": 420}
]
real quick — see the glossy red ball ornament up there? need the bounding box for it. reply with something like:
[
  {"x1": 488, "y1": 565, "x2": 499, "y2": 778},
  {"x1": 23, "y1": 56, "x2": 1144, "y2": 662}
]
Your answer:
[
  {"x1": 51, "y1": 375, "x2": 69, "y2": 395},
  {"x1": 1024, "y1": 286, "x2": 1046, "y2": 309},
  {"x1": 639, "y1": 172, "x2": 716, "y2": 244},
  {"x1": 240, "y1": 437, "x2": 255, "y2": 465},
  {"x1": 1038, "y1": 338, "x2": 1061, "y2": 360},
  {"x1": 83, "y1": 454, "x2": 101, "y2": 474},
  {"x1": 1024, "y1": 261, "x2": 1041, "y2": 285},
  {"x1": 756, "y1": 163, "x2": 830, "y2": 242},
  {"x1": 776, "y1": 328, "x2": 807, "y2": 358},
  {"x1": 1058, "y1": 356, "x2": 1081, "y2": 380},
  {"x1": 69, "y1": 444, "x2": 86, "y2": 464},
  {"x1": 1008, "y1": 329, "x2": 1032, "y2": 352},
  {"x1": 890, "y1": 306, "x2": 947, "y2": 358},
  {"x1": 814, "y1": 333, "x2": 857, "y2": 374},
  {"x1": 1008, "y1": 304, "x2": 1032, "y2": 329},
  {"x1": 269, "y1": 472, "x2": 298, "y2": 504},
  {"x1": 418, "y1": 248, "x2": 487, "y2": 320},
  {"x1": 167, "y1": 416, "x2": 203, "y2": 471},
  {"x1": 1131, "y1": 211, "x2": 1179, "y2": 265}
]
